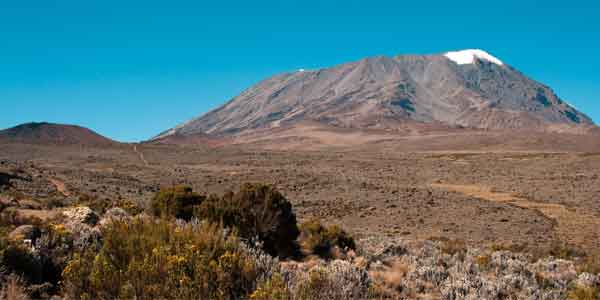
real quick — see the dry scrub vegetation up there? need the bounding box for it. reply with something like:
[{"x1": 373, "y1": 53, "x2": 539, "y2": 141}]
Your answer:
[{"x1": 1, "y1": 181, "x2": 599, "y2": 300}]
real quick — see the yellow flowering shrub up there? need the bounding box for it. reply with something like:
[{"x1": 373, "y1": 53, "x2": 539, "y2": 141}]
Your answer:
[
  {"x1": 250, "y1": 273, "x2": 291, "y2": 300},
  {"x1": 62, "y1": 218, "x2": 264, "y2": 300}
]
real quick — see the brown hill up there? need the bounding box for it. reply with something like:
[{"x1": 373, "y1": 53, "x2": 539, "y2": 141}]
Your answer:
[{"x1": 0, "y1": 122, "x2": 117, "y2": 146}]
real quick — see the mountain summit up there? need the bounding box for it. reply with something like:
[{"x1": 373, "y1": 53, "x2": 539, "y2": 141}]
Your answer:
[
  {"x1": 158, "y1": 49, "x2": 593, "y2": 139},
  {"x1": 444, "y1": 49, "x2": 504, "y2": 66}
]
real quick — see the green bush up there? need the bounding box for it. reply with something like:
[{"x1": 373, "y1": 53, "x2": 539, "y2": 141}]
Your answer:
[
  {"x1": 0, "y1": 241, "x2": 43, "y2": 284},
  {"x1": 298, "y1": 219, "x2": 356, "y2": 259},
  {"x1": 62, "y1": 218, "x2": 266, "y2": 300},
  {"x1": 150, "y1": 185, "x2": 205, "y2": 220},
  {"x1": 195, "y1": 183, "x2": 300, "y2": 258},
  {"x1": 0, "y1": 224, "x2": 72, "y2": 292}
]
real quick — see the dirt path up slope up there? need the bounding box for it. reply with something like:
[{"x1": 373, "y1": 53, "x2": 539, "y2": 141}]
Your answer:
[{"x1": 431, "y1": 183, "x2": 600, "y2": 248}]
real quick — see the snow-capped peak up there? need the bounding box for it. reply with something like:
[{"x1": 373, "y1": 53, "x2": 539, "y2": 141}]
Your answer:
[{"x1": 444, "y1": 49, "x2": 504, "y2": 66}]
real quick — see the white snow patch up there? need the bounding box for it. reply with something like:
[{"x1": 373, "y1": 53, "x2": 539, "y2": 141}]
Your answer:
[
  {"x1": 444, "y1": 49, "x2": 504, "y2": 66},
  {"x1": 298, "y1": 68, "x2": 305, "y2": 72}
]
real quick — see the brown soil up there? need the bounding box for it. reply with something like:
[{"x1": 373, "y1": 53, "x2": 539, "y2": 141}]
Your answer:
[
  {"x1": 1, "y1": 131, "x2": 599, "y2": 251},
  {"x1": 431, "y1": 183, "x2": 600, "y2": 248},
  {"x1": 49, "y1": 178, "x2": 70, "y2": 197}
]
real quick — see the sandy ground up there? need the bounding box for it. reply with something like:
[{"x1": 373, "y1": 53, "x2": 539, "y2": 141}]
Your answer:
[{"x1": 431, "y1": 183, "x2": 600, "y2": 248}]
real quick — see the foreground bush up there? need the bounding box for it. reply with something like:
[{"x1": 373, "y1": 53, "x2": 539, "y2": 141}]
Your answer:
[
  {"x1": 282, "y1": 260, "x2": 371, "y2": 300},
  {"x1": 62, "y1": 218, "x2": 273, "y2": 300},
  {"x1": 0, "y1": 275, "x2": 30, "y2": 300},
  {"x1": 151, "y1": 185, "x2": 204, "y2": 220},
  {"x1": 298, "y1": 219, "x2": 356, "y2": 259},
  {"x1": 196, "y1": 183, "x2": 300, "y2": 258},
  {"x1": 0, "y1": 241, "x2": 43, "y2": 284}
]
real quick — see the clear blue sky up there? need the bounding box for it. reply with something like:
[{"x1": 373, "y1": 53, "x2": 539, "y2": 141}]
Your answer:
[{"x1": 1, "y1": 0, "x2": 599, "y2": 142}]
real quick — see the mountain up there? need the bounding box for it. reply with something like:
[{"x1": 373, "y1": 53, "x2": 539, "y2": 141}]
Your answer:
[
  {"x1": 157, "y1": 49, "x2": 594, "y2": 139},
  {"x1": 0, "y1": 122, "x2": 117, "y2": 146}
]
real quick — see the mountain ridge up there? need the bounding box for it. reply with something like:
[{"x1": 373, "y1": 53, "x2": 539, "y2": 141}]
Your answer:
[{"x1": 157, "y1": 49, "x2": 594, "y2": 140}]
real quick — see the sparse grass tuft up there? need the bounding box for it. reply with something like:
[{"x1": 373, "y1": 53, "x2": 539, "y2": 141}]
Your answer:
[
  {"x1": 429, "y1": 237, "x2": 467, "y2": 259},
  {"x1": 475, "y1": 254, "x2": 491, "y2": 270},
  {"x1": 568, "y1": 286, "x2": 600, "y2": 300},
  {"x1": 579, "y1": 252, "x2": 600, "y2": 275}
]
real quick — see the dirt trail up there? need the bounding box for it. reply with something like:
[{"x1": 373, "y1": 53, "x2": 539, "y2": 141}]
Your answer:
[
  {"x1": 133, "y1": 145, "x2": 149, "y2": 166},
  {"x1": 49, "y1": 178, "x2": 70, "y2": 197},
  {"x1": 431, "y1": 183, "x2": 600, "y2": 247}
]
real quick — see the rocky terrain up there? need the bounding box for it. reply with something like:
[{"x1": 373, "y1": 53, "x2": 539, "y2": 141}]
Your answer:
[{"x1": 158, "y1": 49, "x2": 593, "y2": 140}]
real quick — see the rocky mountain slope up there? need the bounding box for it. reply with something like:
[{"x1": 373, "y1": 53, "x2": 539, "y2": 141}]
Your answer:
[
  {"x1": 0, "y1": 122, "x2": 117, "y2": 146},
  {"x1": 157, "y1": 49, "x2": 593, "y2": 139}
]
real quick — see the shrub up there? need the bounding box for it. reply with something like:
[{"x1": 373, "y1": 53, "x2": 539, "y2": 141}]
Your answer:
[
  {"x1": 0, "y1": 223, "x2": 73, "y2": 297},
  {"x1": 429, "y1": 237, "x2": 467, "y2": 259},
  {"x1": 285, "y1": 260, "x2": 371, "y2": 300},
  {"x1": 475, "y1": 254, "x2": 492, "y2": 270},
  {"x1": 0, "y1": 242, "x2": 43, "y2": 284},
  {"x1": 35, "y1": 223, "x2": 77, "y2": 287},
  {"x1": 117, "y1": 199, "x2": 144, "y2": 216},
  {"x1": 0, "y1": 274, "x2": 30, "y2": 300},
  {"x1": 249, "y1": 273, "x2": 291, "y2": 300},
  {"x1": 528, "y1": 241, "x2": 583, "y2": 262},
  {"x1": 76, "y1": 194, "x2": 107, "y2": 214},
  {"x1": 579, "y1": 252, "x2": 600, "y2": 275},
  {"x1": 195, "y1": 183, "x2": 300, "y2": 258},
  {"x1": 298, "y1": 219, "x2": 355, "y2": 259},
  {"x1": 490, "y1": 241, "x2": 528, "y2": 253},
  {"x1": 368, "y1": 259, "x2": 412, "y2": 298},
  {"x1": 62, "y1": 218, "x2": 270, "y2": 300},
  {"x1": 568, "y1": 286, "x2": 600, "y2": 300},
  {"x1": 151, "y1": 185, "x2": 204, "y2": 220},
  {"x1": 77, "y1": 193, "x2": 143, "y2": 216}
]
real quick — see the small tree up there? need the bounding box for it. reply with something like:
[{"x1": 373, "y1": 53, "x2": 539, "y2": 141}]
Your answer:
[{"x1": 196, "y1": 183, "x2": 300, "y2": 258}]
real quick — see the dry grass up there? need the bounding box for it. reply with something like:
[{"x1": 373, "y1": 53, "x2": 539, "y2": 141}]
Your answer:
[
  {"x1": 568, "y1": 286, "x2": 600, "y2": 300},
  {"x1": 368, "y1": 258, "x2": 415, "y2": 299},
  {"x1": 579, "y1": 252, "x2": 600, "y2": 275},
  {"x1": 427, "y1": 237, "x2": 467, "y2": 258}
]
